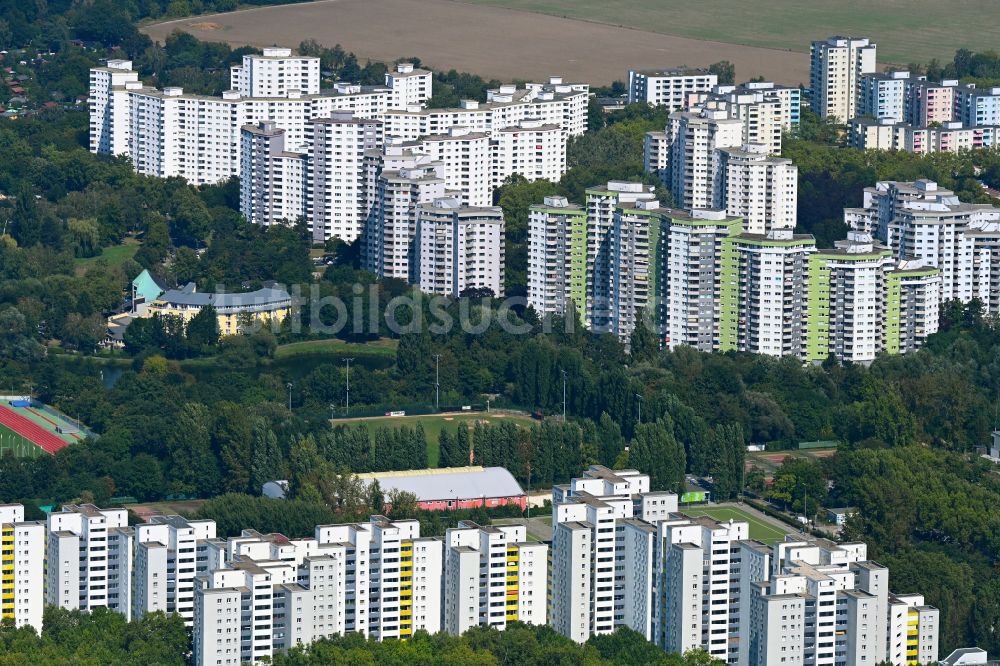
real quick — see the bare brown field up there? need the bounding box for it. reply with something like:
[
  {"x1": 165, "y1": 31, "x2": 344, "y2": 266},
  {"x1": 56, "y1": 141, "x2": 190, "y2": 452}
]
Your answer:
[{"x1": 141, "y1": 0, "x2": 811, "y2": 86}]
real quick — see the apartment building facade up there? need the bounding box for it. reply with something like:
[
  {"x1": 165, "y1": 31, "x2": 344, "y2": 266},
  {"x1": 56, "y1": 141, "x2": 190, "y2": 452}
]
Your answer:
[
  {"x1": 809, "y1": 36, "x2": 877, "y2": 121},
  {"x1": 414, "y1": 198, "x2": 505, "y2": 297},
  {"x1": 663, "y1": 107, "x2": 744, "y2": 210},
  {"x1": 717, "y1": 144, "x2": 798, "y2": 234},
  {"x1": 443, "y1": 521, "x2": 547, "y2": 635},
  {"x1": 584, "y1": 182, "x2": 658, "y2": 330},
  {"x1": 847, "y1": 179, "x2": 1000, "y2": 308},
  {"x1": 527, "y1": 196, "x2": 588, "y2": 321},
  {"x1": 550, "y1": 466, "x2": 678, "y2": 643},
  {"x1": 133, "y1": 515, "x2": 218, "y2": 625},
  {"x1": 627, "y1": 68, "x2": 718, "y2": 111},
  {"x1": 46, "y1": 504, "x2": 133, "y2": 618},
  {"x1": 858, "y1": 70, "x2": 911, "y2": 122},
  {"x1": 0, "y1": 504, "x2": 44, "y2": 630},
  {"x1": 719, "y1": 229, "x2": 816, "y2": 357}
]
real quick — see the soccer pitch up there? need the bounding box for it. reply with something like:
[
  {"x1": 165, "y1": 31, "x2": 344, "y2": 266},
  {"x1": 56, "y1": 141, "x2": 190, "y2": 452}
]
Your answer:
[
  {"x1": 0, "y1": 423, "x2": 43, "y2": 458},
  {"x1": 334, "y1": 412, "x2": 537, "y2": 467},
  {"x1": 680, "y1": 505, "x2": 792, "y2": 545}
]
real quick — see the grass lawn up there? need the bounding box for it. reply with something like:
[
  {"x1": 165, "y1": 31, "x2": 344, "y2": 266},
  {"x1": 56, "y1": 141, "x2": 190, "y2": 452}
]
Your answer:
[
  {"x1": 0, "y1": 423, "x2": 43, "y2": 458},
  {"x1": 336, "y1": 412, "x2": 537, "y2": 467},
  {"x1": 275, "y1": 338, "x2": 399, "y2": 359},
  {"x1": 73, "y1": 240, "x2": 140, "y2": 276},
  {"x1": 462, "y1": 0, "x2": 999, "y2": 65},
  {"x1": 680, "y1": 505, "x2": 791, "y2": 545}
]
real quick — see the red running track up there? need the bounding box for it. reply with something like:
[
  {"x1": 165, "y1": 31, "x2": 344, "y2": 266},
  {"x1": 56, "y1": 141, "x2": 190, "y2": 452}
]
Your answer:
[{"x1": 0, "y1": 404, "x2": 69, "y2": 454}]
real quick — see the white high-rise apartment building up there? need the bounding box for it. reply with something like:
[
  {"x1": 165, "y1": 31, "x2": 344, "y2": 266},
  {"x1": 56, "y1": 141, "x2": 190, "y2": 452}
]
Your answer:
[
  {"x1": 740, "y1": 537, "x2": 938, "y2": 666},
  {"x1": 88, "y1": 60, "x2": 140, "y2": 155},
  {"x1": 585, "y1": 182, "x2": 658, "y2": 330},
  {"x1": 490, "y1": 120, "x2": 566, "y2": 189},
  {"x1": 134, "y1": 515, "x2": 218, "y2": 625},
  {"x1": 240, "y1": 121, "x2": 311, "y2": 228},
  {"x1": 644, "y1": 130, "x2": 670, "y2": 183},
  {"x1": 888, "y1": 594, "x2": 940, "y2": 666},
  {"x1": 192, "y1": 516, "x2": 443, "y2": 665},
  {"x1": 627, "y1": 68, "x2": 718, "y2": 111},
  {"x1": 847, "y1": 179, "x2": 1000, "y2": 307},
  {"x1": 682, "y1": 93, "x2": 784, "y2": 155},
  {"x1": 886, "y1": 263, "x2": 942, "y2": 354},
  {"x1": 527, "y1": 196, "x2": 588, "y2": 321},
  {"x1": 383, "y1": 77, "x2": 589, "y2": 140},
  {"x1": 655, "y1": 515, "x2": 749, "y2": 662},
  {"x1": 46, "y1": 504, "x2": 133, "y2": 618},
  {"x1": 550, "y1": 466, "x2": 677, "y2": 643},
  {"x1": 608, "y1": 198, "x2": 663, "y2": 342},
  {"x1": 661, "y1": 208, "x2": 744, "y2": 352},
  {"x1": 90, "y1": 48, "x2": 393, "y2": 186},
  {"x1": 810, "y1": 36, "x2": 877, "y2": 121},
  {"x1": 385, "y1": 62, "x2": 433, "y2": 109},
  {"x1": 309, "y1": 113, "x2": 384, "y2": 242},
  {"x1": 717, "y1": 144, "x2": 798, "y2": 234},
  {"x1": 806, "y1": 233, "x2": 896, "y2": 364},
  {"x1": 415, "y1": 198, "x2": 505, "y2": 297},
  {"x1": 858, "y1": 71, "x2": 911, "y2": 121},
  {"x1": 418, "y1": 128, "x2": 492, "y2": 207},
  {"x1": 663, "y1": 107, "x2": 743, "y2": 210},
  {"x1": 230, "y1": 47, "x2": 320, "y2": 98},
  {"x1": 687, "y1": 81, "x2": 802, "y2": 136},
  {"x1": 194, "y1": 559, "x2": 306, "y2": 665},
  {"x1": 239, "y1": 113, "x2": 383, "y2": 242},
  {"x1": 361, "y1": 147, "x2": 448, "y2": 281},
  {"x1": 720, "y1": 229, "x2": 816, "y2": 357},
  {"x1": 314, "y1": 517, "x2": 442, "y2": 641},
  {"x1": 0, "y1": 504, "x2": 44, "y2": 630},
  {"x1": 443, "y1": 521, "x2": 547, "y2": 635}
]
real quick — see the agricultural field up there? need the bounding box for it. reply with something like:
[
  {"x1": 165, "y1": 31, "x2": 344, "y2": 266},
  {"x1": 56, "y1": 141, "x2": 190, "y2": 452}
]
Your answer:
[
  {"x1": 142, "y1": 0, "x2": 809, "y2": 85},
  {"x1": 333, "y1": 411, "x2": 537, "y2": 467},
  {"x1": 459, "y1": 0, "x2": 999, "y2": 66},
  {"x1": 680, "y1": 504, "x2": 792, "y2": 545}
]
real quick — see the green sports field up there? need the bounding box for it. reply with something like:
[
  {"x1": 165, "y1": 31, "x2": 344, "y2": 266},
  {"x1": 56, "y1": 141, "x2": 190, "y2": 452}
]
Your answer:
[
  {"x1": 680, "y1": 505, "x2": 792, "y2": 545},
  {"x1": 334, "y1": 412, "x2": 537, "y2": 467},
  {"x1": 461, "y1": 0, "x2": 999, "y2": 65},
  {"x1": 0, "y1": 423, "x2": 44, "y2": 458}
]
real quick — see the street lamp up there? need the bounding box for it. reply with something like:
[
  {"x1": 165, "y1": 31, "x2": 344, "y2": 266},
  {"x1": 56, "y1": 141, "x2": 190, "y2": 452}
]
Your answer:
[
  {"x1": 434, "y1": 354, "x2": 441, "y2": 412},
  {"x1": 344, "y1": 358, "x2": 354, "y2": 416},
  {"x1": 561, "y1": 369, "x2": 568, "y2": 421},
  {"x1": 635, "y1": 393, "x2": 643, "y2": 426}
]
